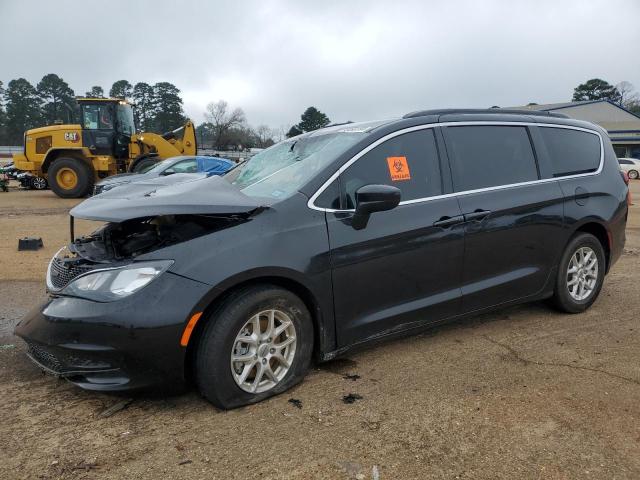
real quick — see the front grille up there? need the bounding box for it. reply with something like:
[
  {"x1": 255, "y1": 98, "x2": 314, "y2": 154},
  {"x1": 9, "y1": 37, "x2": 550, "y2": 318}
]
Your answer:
[{"x1": 49, "y1": 256, "x2": 95, "y2": 290}]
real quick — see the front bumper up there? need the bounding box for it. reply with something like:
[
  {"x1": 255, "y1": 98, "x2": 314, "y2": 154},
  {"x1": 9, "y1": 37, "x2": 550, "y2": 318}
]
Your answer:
[{"x1": 15, "y1": 271, "x2": 212, "y2": 392}]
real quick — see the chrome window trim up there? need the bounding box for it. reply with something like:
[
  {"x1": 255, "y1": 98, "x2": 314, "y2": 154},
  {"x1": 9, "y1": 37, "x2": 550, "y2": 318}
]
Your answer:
[{"x1": 307, "y1": 121, "x2": 605, "y2": 213}]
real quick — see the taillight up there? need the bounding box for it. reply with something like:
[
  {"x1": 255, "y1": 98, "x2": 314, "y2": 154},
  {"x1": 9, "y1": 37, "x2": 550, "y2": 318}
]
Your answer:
[
  {"x1": 621, "y1": 170, "x2": 629, "y2": 185},
  {"x1": 621, "y1": 171, "x2": 632, "y2": 205}
]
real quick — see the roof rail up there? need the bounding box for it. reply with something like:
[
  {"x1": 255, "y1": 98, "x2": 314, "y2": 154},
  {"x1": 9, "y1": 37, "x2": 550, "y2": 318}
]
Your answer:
[{"x1": 402, "y1": 108, "x2": 569, "y2": 119}]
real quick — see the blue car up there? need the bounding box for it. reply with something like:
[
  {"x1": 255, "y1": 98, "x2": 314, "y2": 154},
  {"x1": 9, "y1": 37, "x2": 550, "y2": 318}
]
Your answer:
[{"x1": 93, "y1": 156, "x2": 235, "y2": 195}]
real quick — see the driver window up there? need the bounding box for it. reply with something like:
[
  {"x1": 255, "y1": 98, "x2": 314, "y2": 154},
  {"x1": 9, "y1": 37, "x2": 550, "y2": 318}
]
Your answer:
[
  {"x1": 165, "y1": 159, "x2": 197, "y2": 174},
  {"x1": 340, "y1": 129, "x2": 442, "y2": 209}
]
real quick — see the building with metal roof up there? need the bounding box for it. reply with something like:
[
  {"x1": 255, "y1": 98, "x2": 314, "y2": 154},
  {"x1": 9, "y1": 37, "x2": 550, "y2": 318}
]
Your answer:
[{"x1": 508, "y1": 100, "x2": 640, "y2": 159}]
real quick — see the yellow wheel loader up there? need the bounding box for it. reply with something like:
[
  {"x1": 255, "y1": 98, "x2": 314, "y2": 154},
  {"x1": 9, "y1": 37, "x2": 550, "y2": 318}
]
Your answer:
[{"x1": 12, "y1": 98, "x2": 197, "y2": 198}]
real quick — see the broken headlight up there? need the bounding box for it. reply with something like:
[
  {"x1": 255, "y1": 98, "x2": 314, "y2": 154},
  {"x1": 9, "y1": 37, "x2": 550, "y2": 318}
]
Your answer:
[{"x1": 62, "y1": 260, "x2": 173, "y2": 302}]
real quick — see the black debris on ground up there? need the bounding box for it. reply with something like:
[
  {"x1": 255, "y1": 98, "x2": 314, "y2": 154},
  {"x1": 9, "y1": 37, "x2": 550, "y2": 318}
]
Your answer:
[
  {"x1": 288, "y1": 398, "x2": 303, "y2": 409},
  {"x1": 98, "y1": 398, "x2": 133, "y2": 418},
  {"x1": 342, "y1": 393, "x2": 363, "y2": 404},
  {"x1": 342, "y1": 373, "x2": 361, "y2": 381}
]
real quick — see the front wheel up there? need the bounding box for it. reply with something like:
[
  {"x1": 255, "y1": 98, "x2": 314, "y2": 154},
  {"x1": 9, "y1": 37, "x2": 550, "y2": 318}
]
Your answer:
[
  {"x1": 552, "y1": 233, "x2": 605, "y2": 313},
  {"x1": 195, "y1": 285, "x2": 314, "y2": 409},
  {"x1": 48, "y1": 157, "x2": 94, "y2": 198},
  {"x1": 628, "y1": 169, "x2": 639, "y2": 180}
]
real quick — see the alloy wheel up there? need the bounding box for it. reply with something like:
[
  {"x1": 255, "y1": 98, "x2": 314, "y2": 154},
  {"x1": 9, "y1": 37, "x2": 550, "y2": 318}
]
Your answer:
[
  {"x1": 566, "y1": 246, "x2": 598, "y2": 301},
  {"x1": 230, "y1": 309, "x2": 297, "y2": 393}
]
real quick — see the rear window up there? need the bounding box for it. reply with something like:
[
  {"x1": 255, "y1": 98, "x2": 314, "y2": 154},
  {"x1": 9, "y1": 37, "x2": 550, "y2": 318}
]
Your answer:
[
  {"x1": 445, "y1": 126, "x2": 538, "y2": 192},
  {"x1": 540, "y1": 127, "x2": 601, "y2": 177}
]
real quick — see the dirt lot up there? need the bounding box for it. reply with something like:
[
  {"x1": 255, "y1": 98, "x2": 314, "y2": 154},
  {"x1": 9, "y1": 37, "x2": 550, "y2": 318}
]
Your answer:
[{"x1": 1, "y1": 182, "x2": 639, "y2": 479}]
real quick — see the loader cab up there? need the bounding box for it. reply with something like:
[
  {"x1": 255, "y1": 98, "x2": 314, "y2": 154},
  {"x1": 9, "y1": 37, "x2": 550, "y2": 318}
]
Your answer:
[{"x1": 78, "y1": 98, "x2": 135, "y2": 159}]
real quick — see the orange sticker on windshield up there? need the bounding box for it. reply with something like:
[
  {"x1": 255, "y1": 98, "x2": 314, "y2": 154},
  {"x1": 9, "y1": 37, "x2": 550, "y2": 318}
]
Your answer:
[{"x1": 387, "y1": 156, "x2": 411, "y2": 181}]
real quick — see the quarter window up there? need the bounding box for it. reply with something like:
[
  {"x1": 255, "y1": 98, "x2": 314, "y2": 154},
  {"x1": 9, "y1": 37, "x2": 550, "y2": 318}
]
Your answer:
[
  {"x1": 340, "y1": 129, "x2": 442, "y2": 208},
  {"x1": 540, "y1": 127, "x2": 601, "y2": 177},
  {"x1": 446, "y1": 126, "x2": 538, "y2": 192}
]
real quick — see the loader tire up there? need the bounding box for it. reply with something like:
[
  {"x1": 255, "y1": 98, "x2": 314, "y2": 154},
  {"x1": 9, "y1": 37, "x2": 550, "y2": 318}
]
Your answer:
[
  {"x1": 129, "y1": 154, "x2": 159, "y2": 173},
  {"x1": 48, "y1": 157, "x2": 94, "y2": 198}
]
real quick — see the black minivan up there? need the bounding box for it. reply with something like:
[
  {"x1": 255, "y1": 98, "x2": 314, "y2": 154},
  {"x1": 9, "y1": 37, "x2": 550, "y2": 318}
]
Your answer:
[{"x1": 16, "y1": 109, "x2": 628, "y2": 409}]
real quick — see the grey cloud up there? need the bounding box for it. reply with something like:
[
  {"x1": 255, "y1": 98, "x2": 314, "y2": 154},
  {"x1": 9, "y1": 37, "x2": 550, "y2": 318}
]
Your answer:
[{"x1": 1, "y1": 0, "x2": 639, "y2": 127}]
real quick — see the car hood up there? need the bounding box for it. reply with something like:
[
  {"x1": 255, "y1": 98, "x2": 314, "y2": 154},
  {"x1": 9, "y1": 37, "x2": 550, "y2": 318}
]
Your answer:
[
  {"x1": 71, "y1": 174, "x2": 265, "y2": 222},
  {"x1": 96, "y1": 172, "x2": 140, "y2": 185}
]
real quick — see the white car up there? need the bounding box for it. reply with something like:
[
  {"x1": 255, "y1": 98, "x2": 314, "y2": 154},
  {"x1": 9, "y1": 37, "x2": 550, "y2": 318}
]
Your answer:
[{"x1": 618, "y1": 158, "x2": 640, "y2": 180}]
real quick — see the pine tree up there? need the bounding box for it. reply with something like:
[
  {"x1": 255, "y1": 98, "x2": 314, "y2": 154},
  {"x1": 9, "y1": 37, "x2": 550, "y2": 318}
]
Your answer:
[
  {"x1": 132, "y1": 82, "x2": 155, "y2": 131},
  {"x1": 6, "y1": 78, "x2": 43, "y2": 144},
  {"x1": 85, "y1": 86, "x2": 104, "y2": 98},
  {"x1": 37, "y1": 74, "x2": 75, "y2": 124},
  {"x1": 572, "y1": 78, "x2": 621, "y2": 103},
  {"x1": 110, "y1": 80, "x2": 133, "y2": 100},
  {"x1": 151, "y1": 82, "x2": 185, "y2": 132},
  {"x1": 296, "y1": 107, "x2": 330, "y2": 132}
]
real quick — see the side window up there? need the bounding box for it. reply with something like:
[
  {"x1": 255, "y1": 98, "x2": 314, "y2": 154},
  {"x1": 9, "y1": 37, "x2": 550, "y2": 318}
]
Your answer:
[
  {"x1": 539, "y1": 127, "x2": 601, "y2": 177},
  {"x1": 340, "y1": 129, "x2": 442, "y2": 208},
  {"x1": 82, "y1": 104, "x2": 113, "y2": 130},
  {"x1": 165, "y1": 159, "x2": 197, "y2": 174},
  {"x1": 446, "y1": 126, "x2": 538, "y2": 192},
  {"x1": 618, "y1": 159, "x2": 632, "y2": 165}
]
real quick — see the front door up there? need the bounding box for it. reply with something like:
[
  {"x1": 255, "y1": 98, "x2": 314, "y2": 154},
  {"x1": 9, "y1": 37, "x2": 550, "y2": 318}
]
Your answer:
[
  {"x1": 81, "y1": 102, "x2": 115, "y2": 156},
  {"x1": 326, "y1": 128, "x2": 465, "y2": 347}
]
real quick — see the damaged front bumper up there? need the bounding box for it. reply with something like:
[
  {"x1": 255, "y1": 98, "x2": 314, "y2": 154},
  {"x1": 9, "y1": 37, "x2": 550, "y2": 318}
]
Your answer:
[{"x1": 15, "y1": 271, "x2": 213, "y2": 392}]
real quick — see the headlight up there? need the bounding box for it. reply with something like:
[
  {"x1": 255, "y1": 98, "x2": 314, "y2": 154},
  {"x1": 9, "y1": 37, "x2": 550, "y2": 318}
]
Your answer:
[{"x1": 62, "y1": 260, "x2": 173, "y2": 302}]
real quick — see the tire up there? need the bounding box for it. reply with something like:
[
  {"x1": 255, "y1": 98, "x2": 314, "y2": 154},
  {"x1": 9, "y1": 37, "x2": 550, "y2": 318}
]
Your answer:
[
  {"x1": 552, "y1": 232, "x2": 606, "y2": 313},
  {"x1": 195, "y1": 285, "x2": 314, "y2": 409},
  {"x1": 30, "y1": 176, "x2": 48, "y2": 190},
  {"x1": 129, "y1": 154, "x2": 159, "y2": 173},
  {"x1": 48, "y1": 157, "x2": 94, "y2": 198},
  {"x1": 628, "y1": 169, "x2": 639, "y2": 180}
]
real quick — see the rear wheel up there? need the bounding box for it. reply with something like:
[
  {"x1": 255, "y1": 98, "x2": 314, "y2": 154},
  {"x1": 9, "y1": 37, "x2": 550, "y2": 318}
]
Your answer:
[
  {"x1": 195, "y1": 285, "x2": 314, "y2": 409},
  {"x1": 628, "y1": 169, "x2": 639, "y2": 180},
  {"x1": 129, "y1": 154, "x2": 159, "y2": 173},
  {"x1": 552, "y1": 233, "x2": 605, "y2": 313},
  {"x1": 48, "y1": 157, "x2": 94, "y2": 198}
]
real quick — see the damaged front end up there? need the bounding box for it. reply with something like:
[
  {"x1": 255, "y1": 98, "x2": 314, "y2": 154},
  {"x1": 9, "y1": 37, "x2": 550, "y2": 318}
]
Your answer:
[
  {"x1": 49, "y1": 175, "x2": 268, "y2": 295},
  {"x1": 48, "y1": 213, "x2": 252, "y2": 294}
]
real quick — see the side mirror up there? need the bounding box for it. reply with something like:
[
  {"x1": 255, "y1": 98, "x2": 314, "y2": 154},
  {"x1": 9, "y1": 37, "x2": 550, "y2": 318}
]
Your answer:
[
  {"x1": 160, "y1": 170, "x2": 175, "y2": 176},
  {"x1": 352, "y1": 184, "x2": 401, "y2": 230}
]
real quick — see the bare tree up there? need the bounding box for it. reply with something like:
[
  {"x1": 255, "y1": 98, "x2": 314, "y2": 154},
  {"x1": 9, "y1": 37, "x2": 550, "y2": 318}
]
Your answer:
[
  {"x1": 616, "y1": 81, "x2": 639, "y2": 108},
  {"x1": 255, "y1": 124, "x2": 275, "y2": 148},
  {"x1": 204, "y1": 100, "x2": 245, "y2": 149}
]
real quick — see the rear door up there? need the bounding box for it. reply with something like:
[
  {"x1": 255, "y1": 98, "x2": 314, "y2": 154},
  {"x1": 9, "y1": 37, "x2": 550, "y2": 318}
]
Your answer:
[
  {"x1": 442, "y1": 124, "x2": 565, "y2": 312},
  {"x1": 323, "y1": 128, "x2": 465, "y2": 346}
]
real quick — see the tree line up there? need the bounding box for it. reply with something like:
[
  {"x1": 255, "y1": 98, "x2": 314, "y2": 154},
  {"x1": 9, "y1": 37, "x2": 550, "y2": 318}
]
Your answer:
[
  {"x1": 0, "y1": 73, "x2": 327, "y2": 150},
  {"x1": 4, "y1": 73, "x2": 635, "y2": 149},
  {"x1": 0, "y1": 75, "x2": 187, "y2": 145}
]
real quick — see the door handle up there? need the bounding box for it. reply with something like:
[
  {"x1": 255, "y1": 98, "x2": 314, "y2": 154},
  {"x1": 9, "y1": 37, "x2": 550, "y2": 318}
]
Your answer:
[
  {"x1": 433, "y1": 215, "x2": 465, "y2": 228},
  {"x1": 464, "y1": 209, "x2": 491, "y2": 221}
]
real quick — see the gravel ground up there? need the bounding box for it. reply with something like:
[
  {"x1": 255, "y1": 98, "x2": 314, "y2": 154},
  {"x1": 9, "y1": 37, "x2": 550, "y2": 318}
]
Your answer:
[{"x1": 0, "y1": 183, "x2": 639, "y2": 479}]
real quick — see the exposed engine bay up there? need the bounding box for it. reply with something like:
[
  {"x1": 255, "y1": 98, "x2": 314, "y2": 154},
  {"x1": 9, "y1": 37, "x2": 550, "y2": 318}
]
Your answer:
[
  {"x1": 70, "y1": 214, "x2": 247, "y2": 263},
  {"x1": 47, "y1": 214, "x2": 250, "y2": 292}
]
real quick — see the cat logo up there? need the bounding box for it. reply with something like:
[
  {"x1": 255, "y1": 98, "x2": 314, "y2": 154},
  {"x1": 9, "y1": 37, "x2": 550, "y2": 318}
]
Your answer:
[
  {"x1": 64, "y1": 132, "x2": 79, "y2": 143},
  {"x1": 386, "y1": 156, "x2": 411, "y2": 181}
]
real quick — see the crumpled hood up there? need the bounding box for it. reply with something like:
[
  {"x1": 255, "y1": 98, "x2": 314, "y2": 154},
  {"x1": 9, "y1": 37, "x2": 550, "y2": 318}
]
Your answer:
[{"x1": 71, "y1": 174, "x2": 265, "y2": 222}]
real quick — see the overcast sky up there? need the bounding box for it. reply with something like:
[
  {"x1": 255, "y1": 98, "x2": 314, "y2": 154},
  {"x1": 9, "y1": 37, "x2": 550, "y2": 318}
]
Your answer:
[{"x1": 1, "y1": 0, "x2": 639, "y2": 129}]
